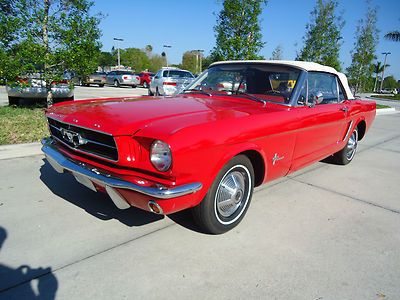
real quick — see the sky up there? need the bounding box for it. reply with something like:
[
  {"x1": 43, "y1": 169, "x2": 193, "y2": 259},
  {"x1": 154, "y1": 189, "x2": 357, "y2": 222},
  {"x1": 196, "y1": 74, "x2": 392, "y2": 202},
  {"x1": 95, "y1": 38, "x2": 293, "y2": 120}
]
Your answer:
[{"x1": 93, "y1": 0, "x2": 400, "y2": 79}]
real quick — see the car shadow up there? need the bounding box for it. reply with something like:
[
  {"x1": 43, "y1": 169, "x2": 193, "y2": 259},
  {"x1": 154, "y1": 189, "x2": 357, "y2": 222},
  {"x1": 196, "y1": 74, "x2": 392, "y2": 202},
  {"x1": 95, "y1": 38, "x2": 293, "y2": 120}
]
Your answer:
[
  {"x1": 0, "y1": 226, "x2": 58, "y2": 299},
  {"x1": 168, "y1": 210, "x2": 204, "y2": 234},
  {"x1": 39, "y1": 160, "x2": 163, "y2": 227}
]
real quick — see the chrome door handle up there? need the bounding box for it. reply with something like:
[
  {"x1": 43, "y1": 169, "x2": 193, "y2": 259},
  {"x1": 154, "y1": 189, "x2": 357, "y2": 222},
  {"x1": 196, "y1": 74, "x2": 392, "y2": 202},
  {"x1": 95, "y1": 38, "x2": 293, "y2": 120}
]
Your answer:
[{"x1": 341, "y1": 107, "x2": 349, "y2": 112}]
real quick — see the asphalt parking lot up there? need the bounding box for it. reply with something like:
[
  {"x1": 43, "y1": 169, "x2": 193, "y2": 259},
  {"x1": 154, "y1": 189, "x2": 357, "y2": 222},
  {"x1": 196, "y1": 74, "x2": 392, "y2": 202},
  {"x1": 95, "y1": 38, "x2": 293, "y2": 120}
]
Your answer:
[{"x1": 0, "y1": 110, "x2": 399, "y2": 299}]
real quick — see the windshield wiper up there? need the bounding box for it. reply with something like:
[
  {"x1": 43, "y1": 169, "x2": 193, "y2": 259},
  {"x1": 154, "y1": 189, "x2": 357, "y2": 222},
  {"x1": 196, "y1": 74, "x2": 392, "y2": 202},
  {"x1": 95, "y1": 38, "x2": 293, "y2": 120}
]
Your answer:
[
  {"x1": 183, "y1": 88, "x2": 212, "y2": 96},
  {"x1": 234, "y1": 91, "x2": 266, "y2": 105}
]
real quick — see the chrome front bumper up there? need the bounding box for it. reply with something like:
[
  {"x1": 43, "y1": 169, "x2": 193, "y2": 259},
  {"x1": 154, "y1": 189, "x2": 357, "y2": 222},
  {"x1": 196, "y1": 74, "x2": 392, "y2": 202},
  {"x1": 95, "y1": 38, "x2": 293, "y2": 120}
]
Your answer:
[{"x1": 41, "y1": 137, "x2": 202, "y2": 209}]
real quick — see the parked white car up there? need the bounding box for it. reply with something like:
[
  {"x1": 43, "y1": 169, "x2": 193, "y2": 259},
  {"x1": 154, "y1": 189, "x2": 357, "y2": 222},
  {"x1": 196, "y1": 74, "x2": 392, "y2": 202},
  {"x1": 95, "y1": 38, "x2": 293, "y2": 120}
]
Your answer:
[
  {"x1": 7, "y1": 76, "x2": 73, "y2": 105},
  {"x1": 149, "y1": 67, "x2": 195, "y2": 96}
]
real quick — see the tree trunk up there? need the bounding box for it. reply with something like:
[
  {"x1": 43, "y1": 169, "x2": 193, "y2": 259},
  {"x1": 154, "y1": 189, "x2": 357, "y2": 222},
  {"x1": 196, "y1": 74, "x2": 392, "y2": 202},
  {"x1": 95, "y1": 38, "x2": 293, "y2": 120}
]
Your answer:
[{"x1": 43, "y1": 0, "x2": 52, "y2": 107}]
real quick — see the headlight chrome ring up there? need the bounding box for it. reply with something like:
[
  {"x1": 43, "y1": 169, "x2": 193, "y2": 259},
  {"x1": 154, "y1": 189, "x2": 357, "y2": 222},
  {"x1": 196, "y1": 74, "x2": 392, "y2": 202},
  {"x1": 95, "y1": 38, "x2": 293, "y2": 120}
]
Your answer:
[{"x1": 150, "y1": 140, "x2": 172, "y2": 172}]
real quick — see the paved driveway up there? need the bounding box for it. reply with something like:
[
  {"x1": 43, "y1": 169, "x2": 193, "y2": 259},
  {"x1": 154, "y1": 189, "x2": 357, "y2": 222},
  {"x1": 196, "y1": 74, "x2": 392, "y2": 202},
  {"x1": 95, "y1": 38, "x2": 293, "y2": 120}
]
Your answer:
[{"x1": 0, "y1": 114, "x2": 399, "y2": 299}]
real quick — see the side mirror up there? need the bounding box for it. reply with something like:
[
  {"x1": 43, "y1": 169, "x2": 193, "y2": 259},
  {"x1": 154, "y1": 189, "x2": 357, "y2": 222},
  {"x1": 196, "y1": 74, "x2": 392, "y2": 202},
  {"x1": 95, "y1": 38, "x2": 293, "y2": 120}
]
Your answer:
[
  {"x1": 309, "y1": 91, "x2": 324, "y2": 106},
  {"x1": 313, "y1": 91, "x2": 324, "y2": 104}
]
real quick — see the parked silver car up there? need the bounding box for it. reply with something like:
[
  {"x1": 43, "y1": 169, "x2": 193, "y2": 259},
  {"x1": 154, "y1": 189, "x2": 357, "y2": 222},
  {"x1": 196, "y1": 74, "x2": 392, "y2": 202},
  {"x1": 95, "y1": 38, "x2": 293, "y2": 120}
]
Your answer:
[
  {"x1": 149, "y1": 68, "x2": 195, "y2": 96},
  {"x1": 82, "y1": 72, "x2": 107, "y2": 87},
  {"x1": 106, "y1": 70, "x2": 140, "y2": 88},
  {"x1": 7, "y1": 76, "x2": 73, "y2": 105}
]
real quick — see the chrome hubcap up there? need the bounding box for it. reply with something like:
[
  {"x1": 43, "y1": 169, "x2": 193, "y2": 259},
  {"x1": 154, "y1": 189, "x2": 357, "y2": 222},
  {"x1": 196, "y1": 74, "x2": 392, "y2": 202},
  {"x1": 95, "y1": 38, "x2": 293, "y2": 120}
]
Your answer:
[
  {"x1": 216, "y1": 170, "x2": 247, "y2": 218},
  {"x1": 346, "y1": 130, "x2": 358, "y2": 160}
]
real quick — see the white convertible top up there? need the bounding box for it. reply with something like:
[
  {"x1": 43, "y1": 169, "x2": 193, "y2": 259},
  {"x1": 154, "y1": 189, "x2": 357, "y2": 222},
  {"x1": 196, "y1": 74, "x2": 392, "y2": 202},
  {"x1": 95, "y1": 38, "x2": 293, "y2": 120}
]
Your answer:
[{"x1": 210, "y1": 60, "x2": 355, "y2": 99}]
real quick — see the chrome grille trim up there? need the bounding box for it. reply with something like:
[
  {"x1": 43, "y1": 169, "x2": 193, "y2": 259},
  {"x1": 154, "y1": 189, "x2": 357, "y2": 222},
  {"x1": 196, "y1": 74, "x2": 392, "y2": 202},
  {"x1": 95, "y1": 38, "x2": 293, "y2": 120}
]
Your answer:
[{"x1": 47, "y1": 117, "x2": 118, "y2": 162}]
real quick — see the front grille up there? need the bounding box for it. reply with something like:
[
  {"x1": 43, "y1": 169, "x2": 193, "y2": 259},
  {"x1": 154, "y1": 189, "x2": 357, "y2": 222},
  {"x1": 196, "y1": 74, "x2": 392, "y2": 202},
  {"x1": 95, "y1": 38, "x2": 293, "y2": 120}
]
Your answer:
[{"x1": 48, "y1": 118, "x2": 118, "y2": 161}]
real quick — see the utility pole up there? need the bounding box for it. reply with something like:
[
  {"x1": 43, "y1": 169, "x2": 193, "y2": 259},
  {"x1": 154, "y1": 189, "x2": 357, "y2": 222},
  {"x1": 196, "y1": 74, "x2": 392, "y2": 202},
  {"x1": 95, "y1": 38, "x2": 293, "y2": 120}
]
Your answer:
[
  {"x1": 380, "y1": 52, "x2": 391, "y2": 92},
  {"x1": 196, "y1": 49, "x2": 204, "y2": 73},
  {"x1": 113, "y1": 38, "x2": 124, "y2": 68},
  {"x1": 163, "y1": 45, "x2": 172, "y2": 67}
]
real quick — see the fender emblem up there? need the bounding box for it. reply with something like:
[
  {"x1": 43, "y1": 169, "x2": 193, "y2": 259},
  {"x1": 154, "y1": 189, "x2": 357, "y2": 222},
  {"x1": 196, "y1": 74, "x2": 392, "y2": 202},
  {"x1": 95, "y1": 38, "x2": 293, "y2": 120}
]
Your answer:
[{"x1": 272, "y1": 153, "x2": 284, "y2": 165}]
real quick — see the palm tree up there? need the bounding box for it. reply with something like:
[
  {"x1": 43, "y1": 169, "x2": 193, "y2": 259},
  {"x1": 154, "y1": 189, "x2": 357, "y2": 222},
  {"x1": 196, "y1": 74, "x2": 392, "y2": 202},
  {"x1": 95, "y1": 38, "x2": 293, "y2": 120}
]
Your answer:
[
  {"x1": 385, "y1": 31, "x2": 400, "y2": 42},
  {"x1": 373, "y1": 62, "x2": 390, "y2": 92}
]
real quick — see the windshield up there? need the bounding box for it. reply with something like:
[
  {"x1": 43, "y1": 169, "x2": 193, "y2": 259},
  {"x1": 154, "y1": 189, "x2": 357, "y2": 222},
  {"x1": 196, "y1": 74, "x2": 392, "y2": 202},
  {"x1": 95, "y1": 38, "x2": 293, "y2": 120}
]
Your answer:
[
  {"x1": 163, "y1": 70, "x2": 194, "y2": 78},
  {"x1": 184, "y1": 63, "x2": 301, "y2": 104}
]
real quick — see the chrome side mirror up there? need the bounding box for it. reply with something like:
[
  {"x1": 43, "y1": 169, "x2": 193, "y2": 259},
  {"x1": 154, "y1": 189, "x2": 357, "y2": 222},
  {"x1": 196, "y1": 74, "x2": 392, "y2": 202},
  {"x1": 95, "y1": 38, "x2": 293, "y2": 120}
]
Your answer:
[
  {"x1": 313, "y1": 91, "x2": 324, "y2": 104},
  {"x1": 309, "y1": 91, "x2": 324, "y2": 107}
]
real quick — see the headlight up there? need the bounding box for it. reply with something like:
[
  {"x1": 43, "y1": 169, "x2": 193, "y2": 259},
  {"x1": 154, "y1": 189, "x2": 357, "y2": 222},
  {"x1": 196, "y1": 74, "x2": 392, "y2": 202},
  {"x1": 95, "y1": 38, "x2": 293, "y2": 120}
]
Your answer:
[{"x1": 150, "y1": 140, "x2": 172, "y2": 172}]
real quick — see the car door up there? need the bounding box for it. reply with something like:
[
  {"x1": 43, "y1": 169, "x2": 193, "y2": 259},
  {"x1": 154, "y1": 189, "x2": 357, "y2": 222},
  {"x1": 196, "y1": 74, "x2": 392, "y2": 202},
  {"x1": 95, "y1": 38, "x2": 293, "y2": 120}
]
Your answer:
[
  {"x1": 106, "y1": 71, "x2": 115, "y2": 85},
  {"x1": 150, "y1": 70, "x2": 162, "y2": 93},
  {"x1": 291, "y1": 72, "x2": 349, "y2": 171}
]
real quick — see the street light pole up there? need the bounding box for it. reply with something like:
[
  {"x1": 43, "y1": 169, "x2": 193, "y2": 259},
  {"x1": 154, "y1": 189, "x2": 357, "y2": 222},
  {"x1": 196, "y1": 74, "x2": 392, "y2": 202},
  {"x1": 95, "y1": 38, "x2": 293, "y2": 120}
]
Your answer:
[
  {"x1": 113, "y1": 38, "x2": 124, "y2": 68},
  {"x1": 196, "y1": 49, "x2": 204, "y2": 73},
  {"x1": 380, "y1": 52, "x2": 391, "y2": 92},
  {"x1": 163, "y1": 45, "x2": 171, "y2": 67}
]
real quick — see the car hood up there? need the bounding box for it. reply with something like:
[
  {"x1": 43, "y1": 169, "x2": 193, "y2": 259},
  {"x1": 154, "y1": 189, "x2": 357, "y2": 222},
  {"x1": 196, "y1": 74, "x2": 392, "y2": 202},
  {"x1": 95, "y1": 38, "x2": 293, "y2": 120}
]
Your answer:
[{"x1": 46, "y1": 95, "x2": 281, "y2": 136}]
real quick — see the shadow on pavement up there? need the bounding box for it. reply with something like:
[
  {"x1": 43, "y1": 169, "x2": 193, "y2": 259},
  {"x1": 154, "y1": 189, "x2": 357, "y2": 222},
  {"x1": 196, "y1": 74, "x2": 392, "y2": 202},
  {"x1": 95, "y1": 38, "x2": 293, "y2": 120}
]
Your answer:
[
  {"x1": 0, "y1": 226, "x2": 58, "y2": 299},
  {"x1": 39, "y1": 160, "x2": 164, "y2": 227},
  {"x1": 168, "y1": 210, "x2": 204, "y2": 234}
]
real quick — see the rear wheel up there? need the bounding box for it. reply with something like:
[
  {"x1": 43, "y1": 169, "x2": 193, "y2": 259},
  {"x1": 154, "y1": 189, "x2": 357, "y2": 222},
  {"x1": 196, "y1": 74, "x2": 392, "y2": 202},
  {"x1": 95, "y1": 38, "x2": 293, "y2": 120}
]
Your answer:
[
  {"x1": 192, "y1": 155, "x2": 254, "y2": 234},
  {"x1": 99, "y1": 84, "x2": 104, "y2": 87},
  {"x1": 331, "y1": 127, "x2": 358, "y2": 165},
  {"x1": 132, "y1": 85, "x2": 136, "y2": 88}
]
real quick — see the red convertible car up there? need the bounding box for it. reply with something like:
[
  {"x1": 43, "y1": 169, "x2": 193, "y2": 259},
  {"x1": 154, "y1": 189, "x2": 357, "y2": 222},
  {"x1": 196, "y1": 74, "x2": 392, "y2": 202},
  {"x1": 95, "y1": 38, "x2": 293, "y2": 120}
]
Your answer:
[{"x1": 41, "y1": 61, "x2": 376, "y2": 234}]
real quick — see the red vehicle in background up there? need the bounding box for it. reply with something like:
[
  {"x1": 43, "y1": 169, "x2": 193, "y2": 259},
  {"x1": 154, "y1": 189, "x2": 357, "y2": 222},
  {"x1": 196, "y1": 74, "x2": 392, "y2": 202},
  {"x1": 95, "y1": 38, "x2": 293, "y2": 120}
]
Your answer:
[{"x1": 138, "y1": 72, "x2": 155, "y2": 88}]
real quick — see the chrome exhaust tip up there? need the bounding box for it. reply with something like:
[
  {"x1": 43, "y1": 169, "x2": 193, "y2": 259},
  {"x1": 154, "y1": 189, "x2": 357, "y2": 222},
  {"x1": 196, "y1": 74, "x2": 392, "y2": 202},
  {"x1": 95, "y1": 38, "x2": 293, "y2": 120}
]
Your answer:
[{"x1": 148, "y1": 201, "x2": 164, "y2": 215}]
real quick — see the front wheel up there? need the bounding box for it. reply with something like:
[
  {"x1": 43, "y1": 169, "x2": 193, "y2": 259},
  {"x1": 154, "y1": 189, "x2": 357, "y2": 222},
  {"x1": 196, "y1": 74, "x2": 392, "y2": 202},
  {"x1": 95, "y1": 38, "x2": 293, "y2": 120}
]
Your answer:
[
  {"x1": 192, "y1": 155, "x2": 254, "y2": 234},
  {"x1": 331, "y1": 127, "x2": 358, "y2": 165}
]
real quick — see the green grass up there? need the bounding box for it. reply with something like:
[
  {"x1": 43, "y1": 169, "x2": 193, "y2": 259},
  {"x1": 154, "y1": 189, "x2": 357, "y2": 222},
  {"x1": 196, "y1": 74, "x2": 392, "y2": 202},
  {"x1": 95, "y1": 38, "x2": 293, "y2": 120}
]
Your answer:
[
  {"x1": 373, "y1": 94, "x2": 400, "y2": 101},
  {"x1": 0, "y1": 105, "x2": 48, "y2": 145},
  {"x1": 376, "y1": 104, "x2": 391, "y2": 109}
]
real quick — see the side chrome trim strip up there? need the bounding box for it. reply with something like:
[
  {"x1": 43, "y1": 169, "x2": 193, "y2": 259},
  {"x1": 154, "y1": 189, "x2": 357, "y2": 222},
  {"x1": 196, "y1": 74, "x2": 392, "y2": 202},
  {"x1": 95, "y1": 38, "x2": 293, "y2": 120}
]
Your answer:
[
  {"x1": 41, "y1": 137, "x2": 203, "y2": 199},
  {"x1": 343, "y1": 120, "x2": 354, "y2": 141}
]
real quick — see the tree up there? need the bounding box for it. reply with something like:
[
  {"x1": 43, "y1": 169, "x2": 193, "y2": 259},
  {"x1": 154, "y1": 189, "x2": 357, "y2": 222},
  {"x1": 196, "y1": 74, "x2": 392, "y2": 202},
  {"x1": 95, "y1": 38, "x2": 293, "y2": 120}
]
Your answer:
[
  {"x1": 372, "y1": 61, "x2": 389, "y2": 92},
  {"x1": 181, "y1": 51, "x2": 204, "y2": 74},
  {"x1": 0, "y1": 0, "x2": 102, "y2": 103},
  {"x1": 211, "y1": 0, "x2": 267, "y2": 60},
  {"x1": 98, "y1": 51, "x2": 115, "y2": 71},
  {"x1": 149, "y1": 54, "x2": 166, "y2": 72},
  {"x1": 144, "y1": 44, "x2": 153, "y2": 56},
  {"x1": 120, "y1": 48, "x2": 150, "y2": 72},
  {"x1": 346, "y1": 4, "x2": 379, "y2": 93},
  {"x1": 382, "y1": 76, "x2": 398, "y2": 90},
  {"x1": 385, "y1": 31, "x2": 400, "y2": 42},
  {"x1": 296, "y1": 0, "x2": 344, "y2": 71},
  {"x1": 270, "y1": 45, "x2": 283, "y2": 60}
]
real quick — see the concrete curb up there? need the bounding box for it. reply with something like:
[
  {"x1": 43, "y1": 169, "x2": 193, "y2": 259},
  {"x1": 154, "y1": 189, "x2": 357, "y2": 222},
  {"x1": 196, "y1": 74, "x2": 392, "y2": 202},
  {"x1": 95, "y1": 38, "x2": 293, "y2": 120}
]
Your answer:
[
  {"x1": 0, "y1": 142, "x2": 42, "y2": 160},
  {"x1": 0, "y1": 108, "x2": 397, "y2": 160},
  {"x1": 376, "y1": 108, "x2": 398, "y2": 115}
]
